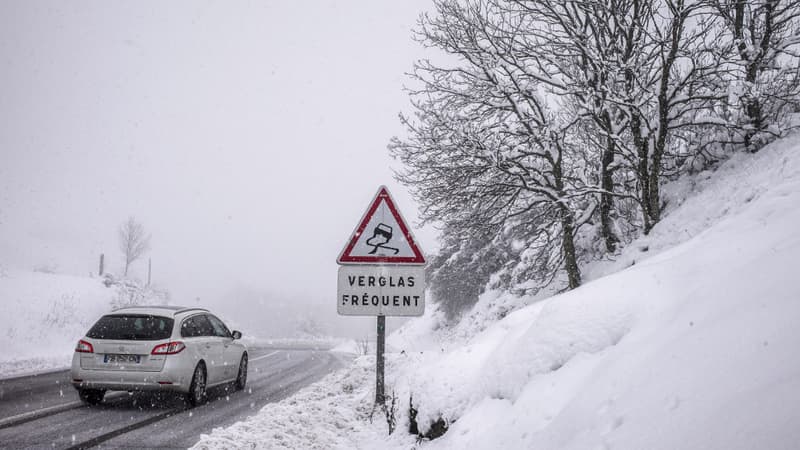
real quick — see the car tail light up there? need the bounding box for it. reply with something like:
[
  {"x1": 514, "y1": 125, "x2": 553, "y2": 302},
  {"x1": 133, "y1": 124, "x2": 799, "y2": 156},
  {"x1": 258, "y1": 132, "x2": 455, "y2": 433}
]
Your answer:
[
  {"x1": 75, "y1": 339, "x2": 94, "y2": 353},
  {"x1": 151, "y1": 341, "x2": 185, "y2": 355}
]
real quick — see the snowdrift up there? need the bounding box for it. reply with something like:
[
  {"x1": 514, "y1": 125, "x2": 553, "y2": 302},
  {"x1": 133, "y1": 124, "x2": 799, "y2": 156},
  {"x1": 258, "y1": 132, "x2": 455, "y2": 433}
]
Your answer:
[
  {"x1": 194, "y1": 136, "x2": 800, "y2": 449},
  {"x1": 0, "y1": 270, "x2": 111, "y2": 378}
]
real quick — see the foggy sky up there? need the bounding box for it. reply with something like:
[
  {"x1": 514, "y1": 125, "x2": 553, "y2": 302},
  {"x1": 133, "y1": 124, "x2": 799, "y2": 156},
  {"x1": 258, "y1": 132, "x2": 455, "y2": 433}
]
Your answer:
[{"x1": 0, "y1": 1, "x2": 438, "y2": 335}]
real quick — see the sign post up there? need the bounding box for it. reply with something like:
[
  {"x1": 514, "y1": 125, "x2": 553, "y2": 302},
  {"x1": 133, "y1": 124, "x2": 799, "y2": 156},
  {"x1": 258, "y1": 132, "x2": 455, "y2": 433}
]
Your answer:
[
  {"x1": 337, "y1": 186, "x2": 426, "y2": 405},
  {"x1": 376, "y1": 315, "x2": 385, "y2": 405}
]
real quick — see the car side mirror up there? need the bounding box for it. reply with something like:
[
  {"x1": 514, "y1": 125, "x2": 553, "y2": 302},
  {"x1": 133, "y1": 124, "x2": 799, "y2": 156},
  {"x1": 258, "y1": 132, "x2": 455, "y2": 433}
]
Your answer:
[{"x1": 232, "y1": 330, "x2": 242, "y2": 340}]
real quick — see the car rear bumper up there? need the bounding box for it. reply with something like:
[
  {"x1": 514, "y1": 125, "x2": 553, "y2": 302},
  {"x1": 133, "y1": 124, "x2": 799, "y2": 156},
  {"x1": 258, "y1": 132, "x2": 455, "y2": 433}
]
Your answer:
[
  {"x1": 70, "y1": 374, "x2": 187, "y2": 392},
  {"x1": 70, "y1": 353, "x2": 193, "y2": 393}
]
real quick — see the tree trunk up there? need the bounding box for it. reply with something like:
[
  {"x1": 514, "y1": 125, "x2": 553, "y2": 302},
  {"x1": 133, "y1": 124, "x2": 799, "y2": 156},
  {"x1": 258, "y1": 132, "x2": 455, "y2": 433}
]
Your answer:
[
  {"x1": 647, "y1": 4, "x2": 684, "y2": 229},
  {"x1": 599, "y1": 114, "x2": 619, "y2": 252},
  {"x1": 649, "y1": 97, "x2": 668, "y2": 228},
  {"x1": 552, "y1": 143, "x2": 581, "y2": 290},
  {"x1": 731, "y1": 0, "x2": 774, "y2": 153},
  {"x1": 743, "y1": 60, "x2": 765, "y2": 152},
  {"x1": 647, "y1": 158, "x2": 662, "y2": 226},
  {"x1": 560, "y1": 205, "x2": 582, "y2": 289},
  {"x1": 631, "y1": 113, "x2": 653, "y2": 234}
]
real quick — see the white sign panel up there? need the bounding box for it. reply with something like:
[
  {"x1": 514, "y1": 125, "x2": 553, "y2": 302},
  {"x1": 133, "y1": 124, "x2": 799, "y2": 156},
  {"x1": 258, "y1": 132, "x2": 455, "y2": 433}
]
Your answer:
[{"x1": 337, "y1": 265, "x2": 425, "y2": 316}]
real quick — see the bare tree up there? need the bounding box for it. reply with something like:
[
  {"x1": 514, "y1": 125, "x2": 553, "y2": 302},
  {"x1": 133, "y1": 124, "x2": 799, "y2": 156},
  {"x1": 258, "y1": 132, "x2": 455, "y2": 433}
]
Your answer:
[
  {"x1": 392, "y1": 0, "x2": 593, "y2": 291},
  {"x1": 710, "y1": 0, "x2": 800, "y2": 152},
  {"x1": 511, "y1": 0, "x2": 725, "y2": 231},
  {"x1": 119, "y1": 216, "x2": 151, "y2": 277}
]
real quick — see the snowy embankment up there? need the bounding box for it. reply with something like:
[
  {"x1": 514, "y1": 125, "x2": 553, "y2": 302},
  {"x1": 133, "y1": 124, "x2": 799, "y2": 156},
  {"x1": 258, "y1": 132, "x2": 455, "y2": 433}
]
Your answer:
[
  {"x1": 194, "y1": 137, "x2": 800, "y2": 450},
  {"x1": 0, "y1": 270, "x2": 111, "y2": 378}
]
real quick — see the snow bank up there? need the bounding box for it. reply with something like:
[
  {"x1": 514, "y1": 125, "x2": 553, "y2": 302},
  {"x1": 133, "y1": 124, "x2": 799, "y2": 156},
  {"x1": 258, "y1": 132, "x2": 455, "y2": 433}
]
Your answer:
[
  {"x1": 0, "y1": 270, "x2": 111, "y2": 378},
  {"x1": 194, "y1": 136, "x2": 800, "y2": 449},
  {"x1": 193, "y1": 357, "x2": 378, "y2": 450},
  {"x1": 330, "y1": 339, "x2": 362, "y2": 355}
]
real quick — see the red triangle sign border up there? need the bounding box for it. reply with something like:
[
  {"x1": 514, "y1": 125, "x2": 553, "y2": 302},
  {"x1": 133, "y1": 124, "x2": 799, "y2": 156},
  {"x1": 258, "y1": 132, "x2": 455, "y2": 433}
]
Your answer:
[{"x1": 337, "y1": 186, "x2": 426, "y2": 265}]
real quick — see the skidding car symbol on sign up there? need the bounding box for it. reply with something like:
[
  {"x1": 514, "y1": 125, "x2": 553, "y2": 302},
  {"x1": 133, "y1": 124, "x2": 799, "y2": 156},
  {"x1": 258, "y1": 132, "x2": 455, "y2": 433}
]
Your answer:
[{"x1": 366, "y1": 223, "x2": 399, "y2": 255}]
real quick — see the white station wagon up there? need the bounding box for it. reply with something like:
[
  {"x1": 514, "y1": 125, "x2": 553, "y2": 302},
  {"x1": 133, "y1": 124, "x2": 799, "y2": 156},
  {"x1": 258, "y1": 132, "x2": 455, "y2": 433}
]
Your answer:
[{"x1": 71, "y1": 306, "x2": 247, "y2": 406}]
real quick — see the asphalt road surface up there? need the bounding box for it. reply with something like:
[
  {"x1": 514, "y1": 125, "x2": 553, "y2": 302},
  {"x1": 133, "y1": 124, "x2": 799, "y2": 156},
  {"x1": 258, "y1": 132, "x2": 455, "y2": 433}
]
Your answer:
[{"x1": 0, "y1": 347, "x2": 346, "y2": 449}]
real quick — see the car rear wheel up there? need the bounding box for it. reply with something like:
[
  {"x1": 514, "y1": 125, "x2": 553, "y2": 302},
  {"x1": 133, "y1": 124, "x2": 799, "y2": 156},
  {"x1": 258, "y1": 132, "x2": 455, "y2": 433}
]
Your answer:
[
  {"x1": 187, "y1": 363, "x2": 207, "y2": 406},
  {"x1": 235, "y1": 353, "x2": 248, "y2": 391},
  {"x1": 78, "y1": 388, "x2": 105, "y2": 405}
]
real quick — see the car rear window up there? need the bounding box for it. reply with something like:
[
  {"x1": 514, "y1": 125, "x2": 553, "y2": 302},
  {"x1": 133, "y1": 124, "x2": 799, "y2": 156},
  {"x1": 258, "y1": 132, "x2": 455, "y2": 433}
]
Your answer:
[{"x1": 86, "y1": 314, "x2": 174, "y2": 340}]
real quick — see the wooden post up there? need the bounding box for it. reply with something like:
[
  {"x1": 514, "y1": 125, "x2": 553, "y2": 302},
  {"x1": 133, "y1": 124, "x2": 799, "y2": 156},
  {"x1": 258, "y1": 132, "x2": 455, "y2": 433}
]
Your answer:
[
  {"x1": 99, "y1": 253, "x2": 105, "y2": 276},
  {"x1": 376, "y1": 315, "x2": 386, "y2": 405},
  {"x1": 147, "y1": 258, "x2": 152, "y2": 286}
]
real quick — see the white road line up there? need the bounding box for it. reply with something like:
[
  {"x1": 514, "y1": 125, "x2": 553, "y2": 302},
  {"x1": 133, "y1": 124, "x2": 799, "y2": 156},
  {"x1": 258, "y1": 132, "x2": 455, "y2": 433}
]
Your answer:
[
  {"x1": 0, "y1": 392, "x2": 129, "y2": 429},
  {"x1": 250, "y1": 350, "x2": 281, "y2": 362},
  {"x1": 0, "y1": 401, "x2": 83, "y2": 428}
]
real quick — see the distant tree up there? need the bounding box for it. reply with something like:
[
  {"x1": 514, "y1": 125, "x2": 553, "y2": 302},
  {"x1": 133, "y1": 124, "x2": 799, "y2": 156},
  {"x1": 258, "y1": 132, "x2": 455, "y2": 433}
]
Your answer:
[
  {"x1": 118, "y1": 216, "x2": 150, "y2": 276},
  {"x1": 426, "y1": 227, "x2": 510, "y2": 320},
  {"x1": 295, "y1": 314, "x2": 324, "y2": 338}
]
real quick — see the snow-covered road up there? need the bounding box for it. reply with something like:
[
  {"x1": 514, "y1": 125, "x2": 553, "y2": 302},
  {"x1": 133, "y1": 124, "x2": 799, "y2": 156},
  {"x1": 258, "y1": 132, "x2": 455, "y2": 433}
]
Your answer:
[{"x1": 0, "y1": 347, "x2": 347, "y2": 449}]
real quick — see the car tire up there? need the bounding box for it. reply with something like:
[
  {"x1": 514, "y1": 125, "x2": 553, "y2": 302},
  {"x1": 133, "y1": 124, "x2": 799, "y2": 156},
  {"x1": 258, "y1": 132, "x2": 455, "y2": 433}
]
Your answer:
[
  {"x1": 235, "y1": 353, "x2": 248, "y2": 391},
  {"x1": 78, "y1": 388, "x2": 105, "y2": 405},
  {"x1": 187, "y1": 362, "x2": 207, "y2": 407}
]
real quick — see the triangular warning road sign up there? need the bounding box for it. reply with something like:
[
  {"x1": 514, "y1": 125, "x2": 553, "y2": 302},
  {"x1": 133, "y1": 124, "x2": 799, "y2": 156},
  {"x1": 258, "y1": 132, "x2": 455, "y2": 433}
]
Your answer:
[{"x1": 337, "y1": 186, "x2": 426, "y2": 265}]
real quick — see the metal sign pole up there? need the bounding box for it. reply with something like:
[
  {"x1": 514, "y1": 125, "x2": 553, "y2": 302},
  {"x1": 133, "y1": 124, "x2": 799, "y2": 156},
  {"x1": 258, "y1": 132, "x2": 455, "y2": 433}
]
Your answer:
[{"x1": 376, "y1": 315, "x2": 386, "y2": 405}]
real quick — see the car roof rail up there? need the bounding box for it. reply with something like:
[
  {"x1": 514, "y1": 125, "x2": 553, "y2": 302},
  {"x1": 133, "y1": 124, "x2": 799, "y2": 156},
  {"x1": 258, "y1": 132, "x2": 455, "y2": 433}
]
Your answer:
[
  {"x1": 174, "y1": 307, "x2": 210, "y2": 315},
  {"x1": 109, "y1": 305, "x2": 209, "y2": 315}
]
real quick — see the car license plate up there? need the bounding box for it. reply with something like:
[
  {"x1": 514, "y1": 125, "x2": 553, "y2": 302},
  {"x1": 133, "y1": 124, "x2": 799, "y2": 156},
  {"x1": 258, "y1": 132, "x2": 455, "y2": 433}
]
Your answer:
[{"x1": 104, "y1": 354, "x2": 141, "y2": 364}]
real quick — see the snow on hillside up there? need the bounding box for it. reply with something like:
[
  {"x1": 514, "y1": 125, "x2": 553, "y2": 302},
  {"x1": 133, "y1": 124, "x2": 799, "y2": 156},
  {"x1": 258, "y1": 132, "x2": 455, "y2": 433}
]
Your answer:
[
  {"x1": 0, "y1": 270, "x2": 111, "y2": 378},
  {"x1": 193, "y1": 136, "x2": 800, "y2": 449}
]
